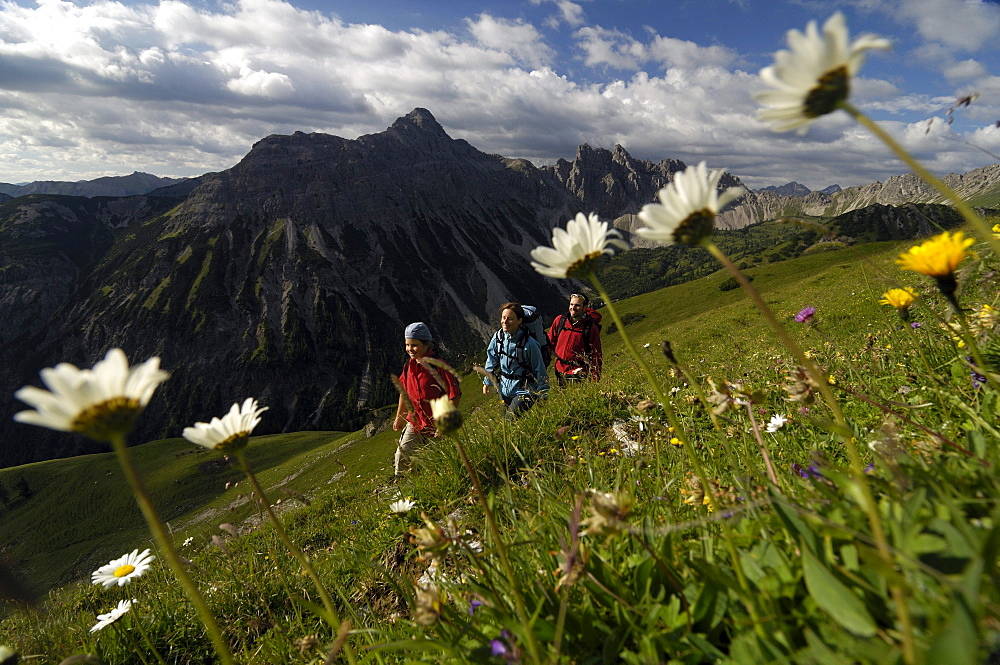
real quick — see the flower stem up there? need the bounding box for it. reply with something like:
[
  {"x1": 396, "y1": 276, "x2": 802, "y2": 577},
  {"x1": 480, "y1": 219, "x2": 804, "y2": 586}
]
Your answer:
[
  {"x1": 234, "y1": 450, "x2": 356, "y2": 665},
  {"x1": 841, "y1": 101, "x2": 1000, "y2": 259},
  {"x1": 587, "y1": 271, "x2": 766, "y2": 633},
  {"x1": 703, "y1": 240, "x2": 915, "y2": 663},
  {"x1": 108, "y1": 434, "x2": 235, "y2": 665},
  {"x1": 744, "y1": 405, "x2": 781, "y2": 489},
  {"x1": 449, "y1": 429, "x2": 542, "y2": 665}
]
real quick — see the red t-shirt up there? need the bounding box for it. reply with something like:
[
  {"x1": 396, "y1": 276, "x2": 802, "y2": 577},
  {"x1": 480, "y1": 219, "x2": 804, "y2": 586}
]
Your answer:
[{"x1": 399, "y1": 357, "x2": 462, "y2": 435}]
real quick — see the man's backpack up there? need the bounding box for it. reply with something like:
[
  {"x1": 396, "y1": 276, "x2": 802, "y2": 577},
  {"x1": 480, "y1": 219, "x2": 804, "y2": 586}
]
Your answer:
[
  {"x1": 521, "y1": 305, "x2": 552, "y2": 367},
  {"x1": 550, "y1": 308, "x2": 602, "y2": 367}
]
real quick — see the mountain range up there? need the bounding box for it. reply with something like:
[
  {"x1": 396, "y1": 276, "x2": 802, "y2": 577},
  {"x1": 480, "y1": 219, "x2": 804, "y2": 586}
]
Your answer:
[
  {"x1": 2, "y1": 108, "x2": 998, "y2": 468},
  {"x1": 0, "y1": 172, "x2": 186, "y2": 198}
]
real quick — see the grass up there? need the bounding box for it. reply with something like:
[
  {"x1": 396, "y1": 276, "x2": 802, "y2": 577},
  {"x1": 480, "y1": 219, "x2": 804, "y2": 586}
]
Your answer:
[{"x1": 2, "y1": 234, "x2": 999, "y2": 664}]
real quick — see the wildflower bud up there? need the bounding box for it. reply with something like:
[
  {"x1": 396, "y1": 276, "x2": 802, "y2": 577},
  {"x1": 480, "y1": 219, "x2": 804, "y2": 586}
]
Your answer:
[
  {"x1": 295, "y1": 635, "x2": 319, "y2": 655},
  {"x1": 429, "y1": 396, "x2": 463, "y2": 434},
  {"x1": 581, "y1": 489, "x2": 632, "y2": 537},
  {"x1": 783, "y1": 366, "x2": 818, "y2": 404},
  {"x1": 211, "y1": 535, "x2": 231, "y2": 557},
  {"x1": 408, "y1": 513, "x2": 452, "y2": 562},
  {"x1": 636, "y1": 399, "x2": 657, "y2": 412},
  {"x1": 661, "y1": 340, "x2": 678, "y2": 365},
  {"x1": 412, "y1": 584, "x2": 444, "y2": 625}
]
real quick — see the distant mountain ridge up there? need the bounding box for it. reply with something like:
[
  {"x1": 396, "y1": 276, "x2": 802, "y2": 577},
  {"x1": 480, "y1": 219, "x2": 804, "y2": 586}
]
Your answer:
[
  {"x1": 0, "y1": 171, "x2": 187, "y2": 198},
  {"x1": 717, "y1": 163, "x2": 1000, "y2": 229},
  {"x1": 759, "y1": 182, "x2": 811, "y2": 197},
  {"x1": 2, "y1": 109, "x2": 998, "y2": 469}
]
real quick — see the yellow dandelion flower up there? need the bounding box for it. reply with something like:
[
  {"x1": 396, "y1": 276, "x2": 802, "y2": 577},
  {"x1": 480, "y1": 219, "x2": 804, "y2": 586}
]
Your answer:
[
  {"x1": 670, "y1": 437, "x2": 683, "y2": 447},
  {"x1": 993, "y1": 223, "x2": 1000, "y2": 238},
  {"x1": 879, "y1": 287, "x2": 917, "y2": 311},
  {"x1": 896, "y1": 231, "x2": 974, "y2": 278}
]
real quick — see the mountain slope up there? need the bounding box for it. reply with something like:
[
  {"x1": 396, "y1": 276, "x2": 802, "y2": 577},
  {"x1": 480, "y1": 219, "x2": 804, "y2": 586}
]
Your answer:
[{"x1": 0, "y1": 109, "x2": 583, "y2": 467}]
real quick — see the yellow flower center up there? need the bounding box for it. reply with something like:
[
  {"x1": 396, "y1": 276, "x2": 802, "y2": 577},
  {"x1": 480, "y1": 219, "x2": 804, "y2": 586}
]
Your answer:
[
  {"x1": 804, "y1": 66, "x2": 849, "y2": 118},
  {"x1": 673, "y1": 210, "x2": 715, "y2": 246},
  {"x1": 71, "y1": 397, "x2": 142, "y2": 441},
  {"x1": 114, "y1": 564, "x2": 136, "y2": 578},
  {"x1": 566, "y1": 250, "x2": 603, "y2": 278},
  {"x1": 213, "y1": 432, "x2": 250, "y2": 452}
]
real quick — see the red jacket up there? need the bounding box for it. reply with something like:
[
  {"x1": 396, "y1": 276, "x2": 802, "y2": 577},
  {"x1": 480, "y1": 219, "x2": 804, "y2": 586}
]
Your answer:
[
  {"x1": 399, "y1": 357, "x2": 462, "y2": 435},
  {"x1": 547, "y1": 309, "x2": 602, "y2": 380}
]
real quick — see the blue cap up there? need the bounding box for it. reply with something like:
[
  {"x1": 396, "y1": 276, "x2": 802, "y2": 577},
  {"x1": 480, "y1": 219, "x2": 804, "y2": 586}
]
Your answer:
[{"x1": 404, "y1": 322, "x2": 433, "y2": 342}]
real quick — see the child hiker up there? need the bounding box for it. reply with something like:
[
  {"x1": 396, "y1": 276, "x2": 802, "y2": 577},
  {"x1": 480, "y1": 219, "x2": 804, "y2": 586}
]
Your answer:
[{"x1": 392, "y1": 322, "x2": 461, "y2": 476}]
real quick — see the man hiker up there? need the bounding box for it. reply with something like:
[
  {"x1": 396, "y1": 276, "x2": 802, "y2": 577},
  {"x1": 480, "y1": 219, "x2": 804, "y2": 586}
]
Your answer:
[{"x1": 548, "y1": 293, "x2": 603, "y2": 385}]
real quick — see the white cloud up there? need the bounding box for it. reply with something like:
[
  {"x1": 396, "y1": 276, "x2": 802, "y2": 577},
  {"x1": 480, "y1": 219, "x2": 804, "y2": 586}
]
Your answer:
[
  {"x1": 465, "y1": 13, "x2": 554, "y2": 68},
  {"x1": 574, "y1": 26, "x2": 737, "y2": 71},
  {"x1": 530, "y1": 0, "x2": 587, "y2": 28},
  {"x1": 942, "y1": 58, "x2": 988, "y2": 82},
  {"x1": 0, "y1": 0, "x2": 996, "y2": 191},
  {"x1": 890, "y1": 0, "x2": 1000, "y2": 52},
  {"x1": 226, "y1": 65, "x2": 295, "y2": 98}
]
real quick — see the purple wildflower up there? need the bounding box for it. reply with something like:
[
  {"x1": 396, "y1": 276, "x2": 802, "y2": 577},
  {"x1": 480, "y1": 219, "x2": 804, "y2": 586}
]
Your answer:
[
  {"x1": 968, "y1": 357, "x2": 988, "y2": 389},
  {"x1": 795, "y1": 307, "x2": 816, "y2": 323},
  {"x1": 791, "y1": 463, "x2": 823, "y2": 480},
  {"x1": 910, "y1": 322, "x2": 922, "y2": 329},
  {"x1": 864, "y1": 462, "x2": 875, "y2": 474},
  {"x1": 468, "y1": 599, "x2": 483, "y2": 616},
  {"x1": 490, "y1": 640, "x2": 507, "y2": 657}
]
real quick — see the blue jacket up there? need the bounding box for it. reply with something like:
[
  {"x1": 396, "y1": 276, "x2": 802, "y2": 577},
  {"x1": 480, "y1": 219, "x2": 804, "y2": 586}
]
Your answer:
[{"x1": 484, "y1": 328, "x2": 549, "y2": 400}]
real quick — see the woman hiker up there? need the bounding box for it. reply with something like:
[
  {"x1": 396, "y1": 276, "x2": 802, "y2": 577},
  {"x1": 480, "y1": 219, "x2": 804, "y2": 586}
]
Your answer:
[
  {"x1": 392, "y1": 322, "x2": 461, "y2": 476},
  {"x1": 483, "y1": 302, "x2": 549, "y2": 418}
]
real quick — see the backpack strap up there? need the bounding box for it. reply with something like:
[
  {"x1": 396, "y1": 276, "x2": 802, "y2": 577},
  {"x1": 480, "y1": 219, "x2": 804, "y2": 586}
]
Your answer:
[{"x1": 493, "y1": 331, "x2": 534, "y2": 382}]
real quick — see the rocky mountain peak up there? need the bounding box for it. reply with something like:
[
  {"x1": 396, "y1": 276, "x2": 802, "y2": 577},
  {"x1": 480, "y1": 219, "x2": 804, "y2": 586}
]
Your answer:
[{"x1": 389, "y1": 107, "x2": 448, "y2": 137}]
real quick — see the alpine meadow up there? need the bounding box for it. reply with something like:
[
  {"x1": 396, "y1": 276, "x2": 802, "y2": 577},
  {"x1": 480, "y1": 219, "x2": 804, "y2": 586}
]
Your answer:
[{"x1": 2, "y1": 10, "x2": 1000, "y2": 665}]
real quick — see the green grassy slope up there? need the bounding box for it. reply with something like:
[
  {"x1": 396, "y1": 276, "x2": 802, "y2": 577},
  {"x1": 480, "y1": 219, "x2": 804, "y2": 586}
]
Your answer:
[
  {"x1": 0, "y1": 239, "x2": 927, "y2": 600},
  {"x1": 0, "y1": 431, "x2": 363, "y2": 595}
]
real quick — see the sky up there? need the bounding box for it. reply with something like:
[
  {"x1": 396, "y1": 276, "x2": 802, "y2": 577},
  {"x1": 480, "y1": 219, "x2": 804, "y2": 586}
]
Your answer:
[{"x1": 1, "y1": 0, "x2": 999, "y2": 190}]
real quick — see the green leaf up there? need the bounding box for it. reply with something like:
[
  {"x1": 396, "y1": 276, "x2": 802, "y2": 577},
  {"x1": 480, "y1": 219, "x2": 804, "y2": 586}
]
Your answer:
[
  {"x1": 802, "y1": 546, "x2": 877, "y2": 637},
  {"x1": 927, "y1": 594, "x2": 978, "y2": 665},
  {"x1": 808, "y1": 417, "x2": 855, "y2": 439},
  {"x1": 770, "y1": 488, "x2": 819, "y2": 555}
]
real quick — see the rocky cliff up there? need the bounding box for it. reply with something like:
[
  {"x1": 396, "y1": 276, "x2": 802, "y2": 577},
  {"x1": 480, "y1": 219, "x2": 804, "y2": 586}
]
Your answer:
[
  {"x1": 2, "y1": 109, "x2": 997, "y2": 468},
  {"x1": 0, "y1": 109, "x2": 584, "y2": 467}
]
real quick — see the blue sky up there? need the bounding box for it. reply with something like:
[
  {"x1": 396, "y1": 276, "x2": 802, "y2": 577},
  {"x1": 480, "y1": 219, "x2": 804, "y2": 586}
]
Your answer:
[{"x1": 1, "y1": 0, "x2": 998, "y2": 189}]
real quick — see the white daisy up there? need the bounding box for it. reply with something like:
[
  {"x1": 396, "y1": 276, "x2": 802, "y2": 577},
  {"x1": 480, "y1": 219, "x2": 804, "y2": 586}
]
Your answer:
[
  {"x1": 636, "y1": 162, "x2": 745, "y2": 247},
  {"x1": 765, "y1": 414, "x2": 789, "y2": 433},
  {"x1": 182, "y1": 398, "x2": 268, "y2": 452},
  {"x1": 90, "y1": 599, "x2": 134, "y2": 633},
  {"x1": 429, "y1": 396, "x2": 462, "y2": 434},
  {"x1": 530, "y1": 212, "x2": 629, "y2": 279},
  {"x1": 389, "y1": 498, "x2": 416, "y2": 514},
  {"x1": 92, "y1": 548, "x2": 155, "y2": 588},
  {"x1": 13, "y1": 348, "x2": 169, "y2": 441},
  {"x1": 755, "y1": 12, "x2": 891, "y2": 133}
]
